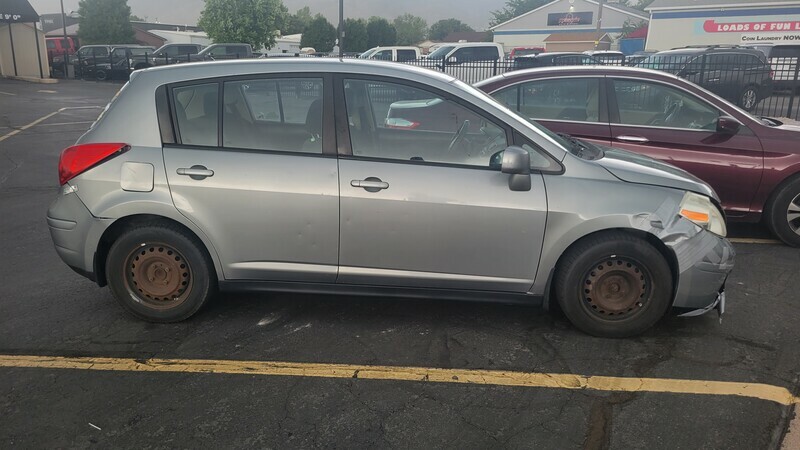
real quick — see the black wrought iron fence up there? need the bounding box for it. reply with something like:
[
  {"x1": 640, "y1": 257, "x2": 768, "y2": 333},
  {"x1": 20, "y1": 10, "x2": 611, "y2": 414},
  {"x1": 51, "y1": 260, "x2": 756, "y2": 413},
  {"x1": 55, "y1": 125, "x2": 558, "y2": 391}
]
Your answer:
[{"x1": 49, "y1": 48, "x2": 800, "y2": 120}]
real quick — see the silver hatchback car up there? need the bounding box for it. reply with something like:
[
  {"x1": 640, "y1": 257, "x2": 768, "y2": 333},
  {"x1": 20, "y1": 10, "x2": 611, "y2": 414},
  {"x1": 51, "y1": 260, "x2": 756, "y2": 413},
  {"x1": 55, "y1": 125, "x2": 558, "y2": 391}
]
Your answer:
[{"x1": 48, "y1": 59, "x2": 734, "y2": 337}]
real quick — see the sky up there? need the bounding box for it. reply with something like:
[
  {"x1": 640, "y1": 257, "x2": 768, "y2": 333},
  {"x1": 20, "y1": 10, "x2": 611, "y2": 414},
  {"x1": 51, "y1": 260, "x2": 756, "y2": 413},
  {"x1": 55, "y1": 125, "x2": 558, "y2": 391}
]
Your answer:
[{"x1": 28, "y1": 0, "x2": 507, "y2": 29}]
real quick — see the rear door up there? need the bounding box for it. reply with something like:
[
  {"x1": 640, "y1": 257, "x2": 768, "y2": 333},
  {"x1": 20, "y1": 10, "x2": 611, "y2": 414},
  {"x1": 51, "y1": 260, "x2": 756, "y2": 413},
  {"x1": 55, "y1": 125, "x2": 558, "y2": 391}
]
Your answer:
[
  {"x1": 607, "y1": 77, "x2": 763, "y2": 216},
  {"x1": 489, "y1": 76, "x2": 612, "y2": 146},
  {"x1": 335, "y1": 76, "x2": 549, "y2": 292},
  {"x1": 162, "y1": 75, "x2": 340, "y2": 282}
]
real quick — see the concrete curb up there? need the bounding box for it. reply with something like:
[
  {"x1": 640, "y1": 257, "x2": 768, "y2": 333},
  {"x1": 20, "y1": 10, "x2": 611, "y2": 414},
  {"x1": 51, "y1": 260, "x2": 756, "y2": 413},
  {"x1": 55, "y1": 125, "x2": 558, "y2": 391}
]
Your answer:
[
  {"x1": 782, "y1": 405, "x2": 799, "y2": 450},
  {"x1": 2, "y1": 75, "x2": 58, "y2": 84}
]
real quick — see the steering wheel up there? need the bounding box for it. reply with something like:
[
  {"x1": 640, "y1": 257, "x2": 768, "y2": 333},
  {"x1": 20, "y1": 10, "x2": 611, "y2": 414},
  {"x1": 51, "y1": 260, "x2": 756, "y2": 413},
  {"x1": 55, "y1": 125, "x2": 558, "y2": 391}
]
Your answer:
[
  {"x1": 647, "y1": 101, "x2": 679, "y2": 126},
  {"x1": 448, "y1": 120, "x2": 470, "y2": 151}
]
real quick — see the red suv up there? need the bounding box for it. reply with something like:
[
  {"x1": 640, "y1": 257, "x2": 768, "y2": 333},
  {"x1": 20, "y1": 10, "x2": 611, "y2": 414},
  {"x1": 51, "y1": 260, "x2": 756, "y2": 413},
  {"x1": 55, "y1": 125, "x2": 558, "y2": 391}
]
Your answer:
[{"x1": 477, "y1": 66, "x2": 800, "y2": 246}]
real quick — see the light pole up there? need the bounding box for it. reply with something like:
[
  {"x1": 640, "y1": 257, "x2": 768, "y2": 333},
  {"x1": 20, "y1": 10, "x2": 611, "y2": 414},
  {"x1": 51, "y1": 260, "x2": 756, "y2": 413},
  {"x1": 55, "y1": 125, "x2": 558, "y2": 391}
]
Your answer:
[{"x1": 338, "y1": 0, "x2": 344, "y2": 57}]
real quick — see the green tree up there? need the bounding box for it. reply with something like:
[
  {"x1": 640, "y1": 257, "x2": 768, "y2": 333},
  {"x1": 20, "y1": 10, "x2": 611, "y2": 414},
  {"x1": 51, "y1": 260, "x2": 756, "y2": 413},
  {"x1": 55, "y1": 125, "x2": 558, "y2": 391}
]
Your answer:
[
  {"x1": 428, "y1": 18, "x2": 474, "y2": 41},
  {"x1": 77, "y1": 0, "x2": 135, "y2": 45},
  {"x1": 300, "y1": 14, "x2": 336, "y2": 52},
  {"x1": 619, "y1": 0, "x2": 656, "y2": 10},
  {"x1": 393, "y1": 14, "x2": 427, "y2": 45},
  {"x1": 343, "y1": 18, "x2": 368, "y2": 52},
  {"x1": 366, "y1": 17, "x2": 397, "y2": 48},
  {"x1": 490, "y1": 0, "x2": 549, "y2": 27},
  {"x1": 282, "y1": 6, "x2": 312, "y2": 35},
  {"x1": 199, "y1": 0, "x2": 287, "y2": 50}
]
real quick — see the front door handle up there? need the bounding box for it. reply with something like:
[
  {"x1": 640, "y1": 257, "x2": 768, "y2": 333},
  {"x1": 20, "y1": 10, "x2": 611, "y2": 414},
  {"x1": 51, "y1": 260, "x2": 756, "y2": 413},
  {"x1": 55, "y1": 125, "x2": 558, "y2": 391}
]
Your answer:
[
  {"x1": 351, "y1": 177, "x2": 389, "y2": 192},
  {"x1": 177, "y1": 165, "x2": 214, "y2": 180},
  {"x1": 617, "y1": 135, "x2": 650, "y2": 144}
]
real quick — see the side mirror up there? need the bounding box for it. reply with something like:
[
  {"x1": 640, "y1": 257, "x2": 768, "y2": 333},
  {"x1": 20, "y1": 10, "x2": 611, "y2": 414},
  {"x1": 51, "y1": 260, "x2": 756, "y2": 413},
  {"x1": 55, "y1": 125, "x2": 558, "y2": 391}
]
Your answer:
[
  {"x1": 501, "y1": 146, "x2": 531, "y2": 191},
  {"x1": 716, "y1": 116, "x2": 742, "y2": 134}
]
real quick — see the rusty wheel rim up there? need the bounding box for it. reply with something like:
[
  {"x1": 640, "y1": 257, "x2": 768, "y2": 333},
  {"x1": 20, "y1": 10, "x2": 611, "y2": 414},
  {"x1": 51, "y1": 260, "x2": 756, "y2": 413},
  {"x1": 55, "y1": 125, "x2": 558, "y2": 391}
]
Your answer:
[
  {"x1": 123, "y1": 243, "x2": 192, "y2": 310},
  {"x1": 582, "y1": 257, "x2": 650, "y2": 320}
]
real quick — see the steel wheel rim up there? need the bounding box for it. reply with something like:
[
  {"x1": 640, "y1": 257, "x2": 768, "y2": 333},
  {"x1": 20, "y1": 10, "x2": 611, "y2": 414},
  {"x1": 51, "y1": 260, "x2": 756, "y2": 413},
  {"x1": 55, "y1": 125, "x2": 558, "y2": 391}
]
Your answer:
[
  {"x1": 123, "y1": 243, "x2": 192, "y2": 310},
  {"x1": 787, "y1": 192, "x2": 800, "y2": 235},
  {"x1": 581, "y1": 257, "x2": 651, "y2": 320},
  {"x1": 742, "y1": 89, "x2": 756, "y2": 109}
]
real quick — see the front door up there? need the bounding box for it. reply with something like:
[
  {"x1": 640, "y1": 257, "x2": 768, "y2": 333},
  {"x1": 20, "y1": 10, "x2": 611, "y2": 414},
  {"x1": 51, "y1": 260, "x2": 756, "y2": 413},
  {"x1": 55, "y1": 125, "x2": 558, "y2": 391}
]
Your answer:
[
  {"x1": 162, "y1": 76, "x2": 340, "y2": 282},
  {"x1": 335, "y1": 77, "x2": 548, "y2": 292},
  {"x1": 607, "y1": 77, "x2": 763, "y2": 216}
]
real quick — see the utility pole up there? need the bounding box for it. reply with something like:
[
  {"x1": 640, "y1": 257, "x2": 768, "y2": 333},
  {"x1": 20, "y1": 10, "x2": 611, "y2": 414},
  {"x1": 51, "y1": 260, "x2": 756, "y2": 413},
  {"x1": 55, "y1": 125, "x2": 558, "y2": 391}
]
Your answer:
[
  {"x1": 60, "y1": 0, "x2": 68, "y2": 43},
  {"x1": 595, "y1": 0, "x2": 604, "y2": 50}
]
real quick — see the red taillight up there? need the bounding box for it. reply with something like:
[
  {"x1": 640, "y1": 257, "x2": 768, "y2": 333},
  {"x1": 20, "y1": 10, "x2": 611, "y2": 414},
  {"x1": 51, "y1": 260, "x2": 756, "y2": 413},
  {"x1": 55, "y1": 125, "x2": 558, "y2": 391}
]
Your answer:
[{"x1": 58, "y1": 143, "x2": 129, "y2": 185}]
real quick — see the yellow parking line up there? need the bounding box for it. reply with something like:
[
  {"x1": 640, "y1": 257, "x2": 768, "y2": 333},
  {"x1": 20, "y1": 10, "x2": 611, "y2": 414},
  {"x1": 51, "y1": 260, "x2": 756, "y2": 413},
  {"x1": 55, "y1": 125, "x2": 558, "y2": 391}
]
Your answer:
[
  {"x1": 729, "y1": 238, "x2": 782, "y2": 244},
  {"x1": 0, "y1": 355, "x2": 797, "y2": 406}
]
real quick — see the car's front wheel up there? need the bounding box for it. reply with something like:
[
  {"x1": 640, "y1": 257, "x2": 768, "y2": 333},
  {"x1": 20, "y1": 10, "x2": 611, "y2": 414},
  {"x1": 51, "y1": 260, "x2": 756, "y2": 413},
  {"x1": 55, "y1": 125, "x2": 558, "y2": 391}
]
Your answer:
[
  {"x1": 766, "y1": 176, "x2": 800, "y2": 247},
  {"x1": 739, "y1": 86, "x2": 759, "y2": 111},
  {"x1": 95, "y1": 69, "x2": 107, "y2": 81},
  {"x1": 554, "y1": 232, "x2": 673, "y2": 337},
  {"x1": 106, "y1": 223, "x2": 216, "y2": 322}
]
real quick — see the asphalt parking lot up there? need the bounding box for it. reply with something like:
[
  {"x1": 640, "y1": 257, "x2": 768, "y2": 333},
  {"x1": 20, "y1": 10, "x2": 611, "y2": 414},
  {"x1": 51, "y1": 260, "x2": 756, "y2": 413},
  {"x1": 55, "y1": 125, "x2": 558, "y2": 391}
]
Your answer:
[{"x1": 0, "y1": 78, "x2": 798, "y2": 449}]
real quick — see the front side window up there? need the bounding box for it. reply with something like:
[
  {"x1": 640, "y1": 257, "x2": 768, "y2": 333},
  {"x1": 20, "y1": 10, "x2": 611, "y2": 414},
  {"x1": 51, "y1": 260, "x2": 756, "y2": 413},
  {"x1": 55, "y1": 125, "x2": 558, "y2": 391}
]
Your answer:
[
  {"x1": 173, "y1": 83, "x2": 219, "y2": 146},
  {"x1": 373, "y1": 50, "x2": 392, "y2": 60},
  {"x1": 222, "y1": 78, "x2": 323, "y2": 153},
  {"x1": 493, "y1": 78, "x2": 601, "y2": 123},
  {"x1": 343, "y1": 79, "x2": 508, "y2": 167},
  {"x1": 612, "y1": 79, "x2": 720, "y2": 130}
]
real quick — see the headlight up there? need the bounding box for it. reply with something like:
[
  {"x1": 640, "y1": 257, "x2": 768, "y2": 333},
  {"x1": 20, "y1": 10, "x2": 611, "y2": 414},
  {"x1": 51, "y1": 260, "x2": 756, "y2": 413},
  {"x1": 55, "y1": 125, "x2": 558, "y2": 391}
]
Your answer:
[{"x1": 678, "y1": 192, "x2": 727, "y2": 237}]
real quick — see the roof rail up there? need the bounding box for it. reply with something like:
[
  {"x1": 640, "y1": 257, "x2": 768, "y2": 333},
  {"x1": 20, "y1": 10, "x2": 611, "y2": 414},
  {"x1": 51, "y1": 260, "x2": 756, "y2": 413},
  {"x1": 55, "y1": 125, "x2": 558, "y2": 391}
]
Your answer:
[{"x1": 671, "y1": 44, "x2": 743, "y2": 50}]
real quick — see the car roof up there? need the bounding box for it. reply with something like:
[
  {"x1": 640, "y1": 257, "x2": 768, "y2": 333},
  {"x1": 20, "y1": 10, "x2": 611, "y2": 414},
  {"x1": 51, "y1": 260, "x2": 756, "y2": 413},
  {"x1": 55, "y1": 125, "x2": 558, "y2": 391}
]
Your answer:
[
  {"x1": 657, "y1": 47, "x2": 763, "y2": 56},
  {"x1": 517, "y1": 52, "x2": 585, "y2": 59},
  {"x1": 132, "y1": 58, "x2": 458, "y2": 85}
]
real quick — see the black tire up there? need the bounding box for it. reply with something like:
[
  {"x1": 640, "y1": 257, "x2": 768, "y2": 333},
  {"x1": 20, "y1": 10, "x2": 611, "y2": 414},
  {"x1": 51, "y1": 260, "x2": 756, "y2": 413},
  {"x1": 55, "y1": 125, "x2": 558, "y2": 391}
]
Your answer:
[
  {"x1": 738, "y1": 86, "x2": 759, "y2": 111},
  {"x1": 765, "y1": 176, "x2": 800, "y2": 247},
  {"x1": 554, "y1": 232, "x2": 673, "y2": 338},
  {"x1": 106, "y1": 223, "x2": 216, "y2": 322},
  {"x1": 95, "y1": 69, "x2": 107, "y2": 81}
]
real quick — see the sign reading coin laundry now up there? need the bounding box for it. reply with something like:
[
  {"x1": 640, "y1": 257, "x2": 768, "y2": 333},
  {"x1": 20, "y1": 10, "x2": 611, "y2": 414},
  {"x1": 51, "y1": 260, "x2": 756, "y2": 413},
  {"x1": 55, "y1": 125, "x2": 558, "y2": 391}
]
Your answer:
[
  {"x1": 740, "y1": 33, "x2": 800, "y2": 43},
  {"x1": 704, "y1": 19, "x2": 800, "y2": 33}
]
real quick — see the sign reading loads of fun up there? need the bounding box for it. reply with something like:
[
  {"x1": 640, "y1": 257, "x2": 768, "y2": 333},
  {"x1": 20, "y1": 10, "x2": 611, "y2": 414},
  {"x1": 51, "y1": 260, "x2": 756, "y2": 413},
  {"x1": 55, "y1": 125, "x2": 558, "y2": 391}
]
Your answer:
[{"x1": 704, "y1": 19, "x2": 800, "y2": 33}]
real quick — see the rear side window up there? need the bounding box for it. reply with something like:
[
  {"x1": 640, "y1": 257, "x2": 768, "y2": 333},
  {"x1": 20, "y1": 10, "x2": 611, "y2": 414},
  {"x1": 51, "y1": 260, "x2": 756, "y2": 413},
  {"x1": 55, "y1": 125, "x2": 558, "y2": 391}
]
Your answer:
[
  {"x1": 397, "y1": 49, "x2": 416, "y2": 61},
  {"x1": 222, "y1": 78, "x2": 324, "y2": 153},
  {"x1": 173, "y1": 83, "x2": 219, "y2": 146},
  {"x1": 493, "y1": 78, "x2": 601, "y2": 123}
]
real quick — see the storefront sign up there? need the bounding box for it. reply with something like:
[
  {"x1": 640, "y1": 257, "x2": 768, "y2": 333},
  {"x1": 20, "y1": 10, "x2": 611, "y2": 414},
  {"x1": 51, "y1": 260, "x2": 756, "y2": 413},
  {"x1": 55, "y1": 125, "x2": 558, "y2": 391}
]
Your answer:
[
  {"x1": 547, "y1": 12, "x2": 593, "y2": 26},
  {"x1": 704, "y1": 19, "x2": 800, "y2": 33},
  {"x1": 740, "y1": 33, "x2": 800, "y2": 43}
]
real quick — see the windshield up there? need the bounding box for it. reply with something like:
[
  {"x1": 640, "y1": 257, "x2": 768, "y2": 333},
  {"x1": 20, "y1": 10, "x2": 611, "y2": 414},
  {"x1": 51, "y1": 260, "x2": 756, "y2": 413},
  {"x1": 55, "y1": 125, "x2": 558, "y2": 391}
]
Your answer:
[
  {"x1": 514, "y1": 49, "x2": 541, "y2": 57},
  {"x1": 427, "y1": 46, "x2": 455, "y2": 60},
  {"x1": 359, "y1": 48, "x2": 377, "y2": 59},
  {"x1": 636, "y1": 54, "x2": 692, "y2": 74}
]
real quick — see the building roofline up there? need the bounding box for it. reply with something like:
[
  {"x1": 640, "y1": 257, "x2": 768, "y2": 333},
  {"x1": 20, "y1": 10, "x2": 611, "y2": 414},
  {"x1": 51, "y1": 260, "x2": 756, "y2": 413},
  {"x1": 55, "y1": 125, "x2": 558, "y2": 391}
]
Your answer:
[
  {"x1": 645, "y1": 1, "x2": 799, "y2": 11},
  {"x1": 490, "y1": 0, "x2": 561, "y2": 30}
]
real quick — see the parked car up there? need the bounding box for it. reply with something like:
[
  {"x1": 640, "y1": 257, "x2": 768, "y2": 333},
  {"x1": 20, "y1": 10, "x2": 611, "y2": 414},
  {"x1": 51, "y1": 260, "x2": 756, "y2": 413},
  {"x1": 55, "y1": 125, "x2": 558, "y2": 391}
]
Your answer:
[
  {"x1": 635, "y1": 46, "x2": 773, "y2": 111},
  {"x1": 512, "y1": 52, "x2": 600, "y2": 70},
  {"x1": 424, "y1": 42, "x2": 506, "y2": 83},
  {"x1": 509, "y1": 46, "x2": 545, "y2": 59},
  {"x1": 81, "y1": 46, "x2": 155, "y2": 80},
  {"x1": 45, "y1": 37, "x2": 76, "y2": 61},
  {"x1": 477, "y1": 65, "x2": 800, "y2": 246},
  {"x1": 359, "y1": 46, "x2": 421, "y2": 62},
  {"x1": 743, "y1": 43, "x2": 800, "y2": 91},
  {"x1": 187, "y1": 43, "x2": 254, "y2": 62},
  {"x1": 584, "y1": 50, "x2": 625, "y2": 65},
  {"x1": 47, "y1": 59, "x2": 733, "y2": 337},
  {"x1": 625, "y1": 51, "x2": 656, "y2": 66},
  {"x1": 128, "y1": 43, "x2": 204, "y2": 69}
]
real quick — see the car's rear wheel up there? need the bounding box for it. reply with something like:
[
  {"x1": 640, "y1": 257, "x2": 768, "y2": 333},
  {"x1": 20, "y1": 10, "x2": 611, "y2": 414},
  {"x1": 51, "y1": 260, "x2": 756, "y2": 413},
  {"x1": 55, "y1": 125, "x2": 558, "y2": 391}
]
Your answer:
[
  {"x1": 106, "y1": 224, "x2": 215, "y2": 322},
  {"x1": 765, "y1": 176, "x2": 800, "y2": 247},
  {"x1": 739, "y1": 86, "x2": 759, "y2": 111},
  {"x1": 554, "y1": 232, "x2": 673, "y2": 338}
]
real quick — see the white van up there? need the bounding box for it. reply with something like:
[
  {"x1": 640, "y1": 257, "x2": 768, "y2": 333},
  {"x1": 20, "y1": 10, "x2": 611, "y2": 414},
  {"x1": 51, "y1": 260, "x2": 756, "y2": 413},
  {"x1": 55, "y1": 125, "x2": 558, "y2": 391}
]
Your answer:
[
  {"x1": 359, "y1": 46, "x2": 421, "y2": 62},
  {"x1": 423, "y1": 42, "x2": 506, "y2": 83}
]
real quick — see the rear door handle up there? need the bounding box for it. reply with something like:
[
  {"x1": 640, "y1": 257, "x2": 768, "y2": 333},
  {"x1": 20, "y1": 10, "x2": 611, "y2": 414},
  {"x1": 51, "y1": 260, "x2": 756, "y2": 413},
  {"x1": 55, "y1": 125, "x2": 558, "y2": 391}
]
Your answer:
[
  {"x1": 177, "y1": 165, "x2": 214, "y2": 180},
  {"x1": 351, "y1": 177, "x2": 389, "y2": 192},
  {"x1": 616, "y1": 135, "x2": 650, "y2": 144}
]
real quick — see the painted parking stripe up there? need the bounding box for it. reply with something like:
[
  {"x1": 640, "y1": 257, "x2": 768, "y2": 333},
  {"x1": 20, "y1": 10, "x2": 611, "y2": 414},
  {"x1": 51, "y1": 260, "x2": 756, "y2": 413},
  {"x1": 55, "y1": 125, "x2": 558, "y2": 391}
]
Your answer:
[
  {"x1": 0, "y1": 106, "x2": 102, "y2": 143},
  {"x1": 729, "y1": 238, "x2": 782, "y2": 245},
  {"x1": 0, "y1": 355, "x2": 797, "y2": 406}
]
